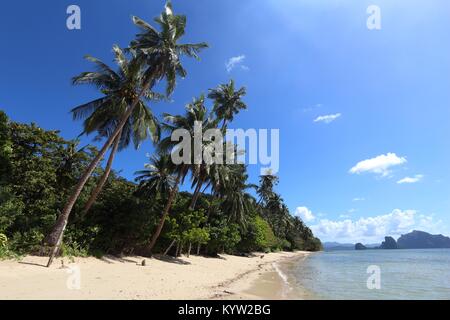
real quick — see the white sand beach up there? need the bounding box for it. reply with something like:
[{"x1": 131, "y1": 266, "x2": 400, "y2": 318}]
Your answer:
[{"x1": 0, "y1": 251, "x2": 309, "y2": 300}]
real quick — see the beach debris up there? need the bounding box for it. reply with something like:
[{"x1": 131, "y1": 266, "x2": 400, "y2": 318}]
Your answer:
[
  {"x1": 223, "y1": 290, "x2": 234, "y2": 295},
  {"x1": 141, "y1": 259, "x2": 146, "y2": 266},
  {"x1": 260, "y1": 255, "x2": 265, "y2": 259}
]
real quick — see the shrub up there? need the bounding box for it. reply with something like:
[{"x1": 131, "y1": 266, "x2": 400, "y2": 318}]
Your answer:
[
  {"x1": 0, "y1": 233, "x2": 7, "y2": 248},
  {"x1": 238, "y1": 216, "x2": 279, "y2": 252},
  {"x1": 0, "y1": 233, "x2": 16, "y2": 259}
]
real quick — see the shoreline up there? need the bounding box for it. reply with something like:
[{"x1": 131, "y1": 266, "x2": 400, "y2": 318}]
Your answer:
[
  {"x1": 210, "y1": 251, "x2": 312, "y2": 300},
  {"x1": 0, "y1": 251, "x2": 310, "y2": 300}
]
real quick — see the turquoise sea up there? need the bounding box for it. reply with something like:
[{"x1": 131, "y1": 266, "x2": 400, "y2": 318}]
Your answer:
[{"x1": 279, "y1": 249, "x2": 450, "y2": 300}]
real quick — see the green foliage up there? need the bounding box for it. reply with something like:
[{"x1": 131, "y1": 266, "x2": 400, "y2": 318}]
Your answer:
[
  {"x1": 0, "y1": 111, "x2": 12, "y2": 184},
  {"x1": 79, "y1": 176, "x2": 161, "y2": 255},
  {"x1": 0, "y1": 233, "x2": 7, "y2": 248},
  {"x1": 185, "y1": 228, "x2": 210, "y2": 246},
  {"x1": 257, "y1": 172, "x2": 322, "y2": 252},
  {"x1": 206, "y1": 217, "x2": 242, "y2": 255},
  {"x1": 0, "y1": 232, "x2": 20, "y2": 259},
  {"x1": 0, "y1": 233, "x2": 8, "y2": 258},
  {"x1": 1, "y1": 92, "x2": 322, "y2": 258},
  {"x1": 0, "y1": 113, "x2": 100, "y2": 254},
  {"x1": 0, "y1": 2, "x2": 322, "y2": 261},
  {"x1": 238, "y1": 215, "x2": 278, "y2": 252},
  {"x1": 161, "y1": 196, "x2": 210, "y2": 254}
]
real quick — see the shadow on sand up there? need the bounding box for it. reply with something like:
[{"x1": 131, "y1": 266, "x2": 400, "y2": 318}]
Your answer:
[
  {"x1": 99, "y1": 255, "x2": 139, "y2": 264},
  {"x1": 153, "y1": 254, "x2": 191, "y2": 265},
  {"x1": 18, "y1": 261, "x2": 47, "y2": 268}
]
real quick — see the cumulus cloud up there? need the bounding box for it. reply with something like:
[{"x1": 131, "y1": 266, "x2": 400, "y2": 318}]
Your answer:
[
  {"x1": 295, "y1": 206, "x2": 315, "y2": 222},
  {"x1": 225, "y1": 55, "x2": 248, "y2": 72},
  {"x1": 397, "y1": 174, "x2": 424, "y2": 184},
  {"x1": 309, "y1": 209, "x2": 442, "y2": 243},
  {"x1": 313, "y1": 113, "x2": 341, "y2": 124},
  {"x1": 349, "y1": 153, "x2": 407, "y2": 177}
]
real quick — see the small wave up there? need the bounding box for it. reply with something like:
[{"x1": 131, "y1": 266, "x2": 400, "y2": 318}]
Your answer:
[{"x1": 272, "y1": 262, "x2": 292, "y2": 298}]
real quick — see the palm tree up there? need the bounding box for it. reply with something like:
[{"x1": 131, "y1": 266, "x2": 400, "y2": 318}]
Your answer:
[
  {"x1": 208, "y1": 79, "x2": 247, "y2": 129},
  {"x1": 135, "y1": 153, "x2": 176, "y2": 198},
  {"x1": 219, "y1": 165, "x2": 255, "y2": 228},
  {"x1": 46, "y1": 1, "x2": 207, "y2": 266},
  {"x1": 135, "y1": 153, "x2": 178, "y2": 256},
  {"x1": 257, "y1": 170, "x2": 279, "y2": 205},
  {"x1": 189, "y1": 99, "x2": 224, "y2": 210},
  {"x1": 189, "y1": 163, "x2": 210, "y2": 210},
  {"x1": 71, "y1": 46, "x2": 161, "y2": 216},
  {"x1": 144, "y1": 95, "x2": 218, "y2": 254},
  {"x1": 142, "y1": 95, "x2": 217, "y2": 254}
]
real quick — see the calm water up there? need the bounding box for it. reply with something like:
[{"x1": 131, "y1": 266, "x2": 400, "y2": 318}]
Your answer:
[{"x1": 280, "y1": 249, "x2": 450, "y2": 300}]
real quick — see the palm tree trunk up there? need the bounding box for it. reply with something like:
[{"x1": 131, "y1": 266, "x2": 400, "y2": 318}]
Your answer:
[
  {"x1": 187, "y1": 242, "x2": 192, "y2": 258},
  {"x1": 164, "y1": 240, "x2": 176, "y2": 256},
  {"x1": 145, "y1": 166, "x2": 185, "y2": 255},
  {"x1": 196, "y1": 243, "x2": 201, "y2": 255},
  {"x1": 46, "y1": 81, "x2": 152, "y2": 267},
  {"x1": 206, "y1": 192, "x2": 218, "y2": 223},
  {"x1": 189, "y1": 179, "x2": 203, "y2": 210},
  {"x1": 81, "y1": 129, "x2": 122, "y2": 216},
  {"x1": 175, "y1": 242, "x2": 180, "y2": 257},
  {"x1": 221, "y1": 120, "x2": 228, "y2": 131}
]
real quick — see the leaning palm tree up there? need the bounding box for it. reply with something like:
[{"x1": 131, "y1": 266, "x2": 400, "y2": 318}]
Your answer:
[
  {"x1": 71, "y1": 46, "x2": 161, "y2": 216},
  {"x1": 208, "y1": 79, "x2": 247, "y2": 129},
  {"x1": 135, "y1": 153, "x2": 177, "y2": 255},
  {"x1": 46, "y1": 1, "x2": 207, "y2": 266},
  {"x1": 189, "y1": 163, "x2": 210, "y2": 210}
]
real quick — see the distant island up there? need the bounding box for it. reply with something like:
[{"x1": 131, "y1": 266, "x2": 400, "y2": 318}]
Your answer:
[
  {"x1": 326, "y1": 231, "x2": 450, "y2": 251},
  {"x1": 397, "y1": 230, "x2": 450, "y2": 249},
  {"x1": 380, "y1": 236, "x2": 398, "y2": 249}
]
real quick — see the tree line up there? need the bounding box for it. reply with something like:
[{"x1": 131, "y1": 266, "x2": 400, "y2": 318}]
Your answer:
[{"x1": 0, "y1": 2, "x2": 321, "y2": 262}]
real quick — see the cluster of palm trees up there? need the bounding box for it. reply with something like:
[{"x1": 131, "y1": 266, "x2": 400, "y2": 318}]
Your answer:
[
  {"x1": 45, "y1": 1, "x2": 208, "y2": 266},
  {"x1": 135, "y1": 86, "x2": 251, "y2": 254},
  {"x1": 45, "y1": 2, "x2": 321, "y2": 266},
  {"x1": 45, "y1": 1, "x2": 259, "y2": 266}
]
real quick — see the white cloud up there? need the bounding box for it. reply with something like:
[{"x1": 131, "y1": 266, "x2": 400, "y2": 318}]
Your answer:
[
  {"x1": 225, "y1": 55, "x2": 248, "y2": 72},
  {"x1": 352, "y1": 197, "x2": 365, "y2": 202},
  {"x1": 313, "y1": 113, "x2": 341, "y2": 124},
  {"x1": 309, "y1": 209, "x2": 442, "y2": 243},
  {"x1": 295, "y1": 206, "x2": 315, "y2": 222},
  {"x1": 349, "y1": 153, "x2": 407, "y2": 177},
  {"x1": 397, "y1": 174, "x2": 424, "y2": 184}
]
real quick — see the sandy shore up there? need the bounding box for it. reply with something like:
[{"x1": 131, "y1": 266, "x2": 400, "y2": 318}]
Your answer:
[{"x1": 0, "y1": 251, "x2": 309, "y2": 300}]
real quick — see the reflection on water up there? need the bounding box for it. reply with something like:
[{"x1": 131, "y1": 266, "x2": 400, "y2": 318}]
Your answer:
[{"x1": 282, "y1": 249, "x2": 450, "y2": 300}]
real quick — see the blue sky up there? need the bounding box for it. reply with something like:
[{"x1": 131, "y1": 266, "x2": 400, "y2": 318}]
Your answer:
[{"x1": 1, "y1": 0, "x2": 449, "y2": 243}]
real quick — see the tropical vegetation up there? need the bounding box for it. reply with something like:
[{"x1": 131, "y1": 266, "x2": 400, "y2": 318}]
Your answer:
[{"x1": 0, "y1": 1, "x2": 321, "y2": 262}]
